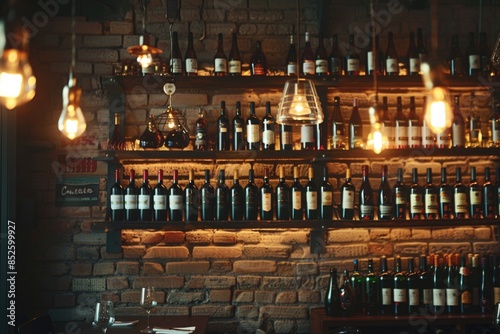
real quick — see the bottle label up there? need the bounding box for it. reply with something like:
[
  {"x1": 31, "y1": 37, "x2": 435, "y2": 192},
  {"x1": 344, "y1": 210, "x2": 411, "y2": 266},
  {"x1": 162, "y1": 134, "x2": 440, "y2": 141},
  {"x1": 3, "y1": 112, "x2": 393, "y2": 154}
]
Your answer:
[
  {"x1": 302, "y1": 60, "x2": 315, "y2": 75},
  {"x1": 433, "y1": 288, "x2": 446, "y2": 306},
  {"x1": 153, "y1": 194, "x2": 167, "y2": 210},
  {"x1": 195, "y1": 129, "x2": 207, "y2": 146},
  {"x1": 281, "y1": 130, "x2": 292, "y2": 145},
  {"x1": 452, "y1": 124, "x2": 465, "y2": 146},
  {"x1": 262, "y1": 193, "x2": 272, "y2": 212},
  {"x1": 306, "y1": 191, "x2": 317, "y2": 210},
  {"x1": 382, "y1": 125, "x2": 395, "y2": 149},
  {"x1": 342, "y1": 189, "x2": 354, "y2": 209},
  {"x1": 186, "y1": 58, "x2": 198, "y2": 73},
  {"x1": 395, "y1": 191, "x2": 406, "y2": 205},
  {"x1": 437, "y1": 130, "x2": 451, "y2": 147},
  {"x1": 110, "y1": 194, "x2": 124, "y2": 210},
  {"x1": 315, "y1": 59, "x2": 328, "y2": 74},
  {"x1": 461, "y1": 290, "x2": 472, "y2": 305},
  {"x1": 423, "y1": 288, "x2": 432, "y2": 305},
  {"x1": 247, "y1": 124, "x2": 259, "y2": 143},
  {"x1": 124, "y1": 194, "x2": 138, "y2": 210},
  {"x1": 395, "y1": 123, "x2": 408, "y2": 147},
  {"x1": 493, "y1": 120, "x2": 500, "y2": 142},
  {"x1": 171, "y1": 58, "x2": 182, "y2": 73},
  {"x1": 386, "y1": 58, "x2": 398, "y2": 73},
  {"x1": 263, "y1": 130, "x2": 275, "y2": 145},
  {"x1": 409, "y1": 58, "x2": 420, "y2": 73},
  {"x1": 287, "y1": 63, "x2": 297, "y2": 75},
  {"x1": 215, "y1": 58, "x2": 227, "y2": 73},
  {"x1": 330, "y1": 58, "x2": 341, "y2": 74},
  {"x1": 219, "y1": 124, "x2": 228, "y2": 133},
  {"x1": 382, "y1": 288, "x2": 392, "y2": 305},
  {"x1": 367, "y1": 51, "x2": 374, "y2": 72},
  {"x1": 379, "y1": 204, "x2": 392, "y2": 215},
  {"x1": 470, "y1": 190, "x2": 481, "y2": 205},
  {"x1": 292, "y1": 190, "x2": 302, "y2": 210},
  {"x1": 235, "y1": 125, "x2": 243, "y2": 133},
  {"x1": 393, "y1": 288, "x2": 407, "y2": 302},
  {"x1": 301, "y1": 126, "x2": 314, "y2": 143},
  {"x1": 494, "y1": 287, "x2": 500, "y2": 304},
  {"x1": 446, "y1": 288, "x2": 459, "y2": 306},
  {"x1": 469, "y1": 55, "x2": 480, "y2": 70},
  {"x1": 454, "y1": 193, "x2": 467, "y2": 213},
  {"x1": 322, "y1": 191, "x2": 333, "y2": 206},
  {"x1": 170, "y1": 194, "x2": 183, "y2": 210},
  {"x1": 350, "y1": 124, "x2": 363, "y2": 148},
  {"x1": 409, "y1": 288, "x2": 419, "y2": 306},
  {"x1": 347, "y1": 58, "x2": 360, "y2": 72},
  {"x1": 422, "y1": 124, "x2": 435, "y2": 147},
  {"x1": 253, "y1": 63, "x2": 265, "y2": 75},
  {"x1": 360, "y1": 204, "x2": 374, "y2": 216},
  {"x1": 409, "y1": 124, "x2": 422, "y2": 147},
  {"x1": 410, "y1": 193, "x2": 424, "y2": 213},
  {"x1": 440, "y1": 190, "x2": 451, "y2": 203},
  {"x1": 228, "y1": 60, "x2": 241, "y2": 74},
  {"x1": 425, "y1": 194, "x2": 438, "y2": 213}
]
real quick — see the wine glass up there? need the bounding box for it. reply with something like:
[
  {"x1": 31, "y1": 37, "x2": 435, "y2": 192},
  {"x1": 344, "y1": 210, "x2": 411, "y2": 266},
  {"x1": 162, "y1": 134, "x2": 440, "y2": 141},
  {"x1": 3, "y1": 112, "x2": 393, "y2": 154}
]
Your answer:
[
  {"x1": 94, "y1": 301, "x2": 115, "y2": 334},
  {"x1": 140, "y1": 287, "x2": 158, "y2": 333}
]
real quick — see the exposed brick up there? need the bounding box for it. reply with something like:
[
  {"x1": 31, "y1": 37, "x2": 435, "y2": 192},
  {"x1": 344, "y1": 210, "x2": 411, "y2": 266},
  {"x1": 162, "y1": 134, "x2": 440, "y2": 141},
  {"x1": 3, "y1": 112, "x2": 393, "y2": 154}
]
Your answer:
[
  {"x1": 369, "y1": 228, "x2": 391, "y2": 240},
  {"x1": 298, "y1": 290, "x2": 321, "y2": 303},
  {"x1": 280, "y1": 231, "x2": 308, "y2": 244},
  {"x1": 210, "y1": 290, "x2": 232, "y2": 303},
  {"x1": 140, "y1": 232, "x2": 165, "y2": 244},
  {"x1": 191, "y1": 305, "x2": 235, "y2": 318},
  {"x1": 186, "y1": 231, "x2": 213, "y2": 244},
  {"x1": 276, "y1": 262, "x2": 295, "y2": 277},
  {"x1": 212, "y1": 261, "x2": 233, "y2": 273},
  {"x1": 109, "y1": 21, "x2": 134, "y2": 35},
  {"x1": 473, "y1": 241, "x2": 499, "y2": 254},
  {"x1": 368, "y1": 242, "x2": 394, "y2": 256},
  {"x1": 237, "y1": 231, "x2": 261, "y2": 244},
  {"x1": 474, "y1": 227, "x2": 492, "y2": 239},
  {"x1": 259, "y1": 306, "x2": 308, "y2": 319},
  {"x1": 243, "y1": 245, "x2": 291, "y2": 258},
  {"x1": 93, "y1": 262, "x2": 115, "y2": 276},
  {"x1": 193, "y1": 246, "x2": 243, "y2": 258},
  {"x1": 255, "y1": 290, "x2": 275, "y2": 304},
  {"x1": 391, "y1": 228, "x2": 412, "y2": 241},
  {"x1": 77, "y1": 247, "x2": 100, "y2": 260},
  {"x1": 428, "y1": 242, "x2": 472, "y2": 254},
  {"x1": 324, "y1": 243, "x2": 369, "y2": 258},
  {"x1": 393, "y1": 242, "x2": 428, "y2": 257},
  {"x1": 121, "y1": 291, "x2": 165, "y2": 303},
  {"x1": 275, "y1": 291, "x2": 297, "y2": 304},
  {"x1": 328, "y1": 229, "x2": 370, "y2": 243},
  {"x1": 237, "y1": 276, "x2": 262, "y2": 289},
  {"x1": 78, "y1": 48, "x2": 119, "y2": 62},
  {"x1": 236, "y1": 305, "x2": 259, "y2": 319},
  {"x1": 101, "y1": 247, "x2": 123, "y2": 260},
  {"x1": 116, "y1": 262, "x2": 140, "y2": 275},
  {"x1": 166, "y1": 261, "x2": 210, "y2": 274},
  {"x1": 296, "y1": 262, "x2": 318, "y2": 276},
  {"x1": 234, "y1": 290, "x2": 254, "y2": 303},
  {"x1": 143, "y1": 246, "x2": 190, "y2": 259},
  {"x1": 83, "y1": 35, "x2": 122, "y2": 48},
  {"x1": 46, "y1": 245, "x2": 76, "y2": 261},
  {"x1": 143, "y1": 262, "x2": 164, "y2": 275},
  {"x1": 133, "y1": 276, "x2": 184, "y2": 289},
  {"x1": 411, "y1": 228, "x2": 432, "y2": 240},
  {"x1": 122, "y1": 245, "x2": 146, "y2": 259},
  {"x1": 233, "y1": 260, "x2": 276, "y2": 273},
  {"x1": 168, "y1": 291, "x2": 205, "y2": 304},
  {"x1": 164, "y1": 231, "x2": 186, "y2": 244},
  {"x1": 213, "y1": 231, "x2": 238, "y2": 244},
  {"x1": 106, "y1": 277, "x2": 129, "y2": 290},
  {"x1": 71, "y1": 263, "x2": 92, "y2": 276},
  {"x1": 262, "y1": 277, "x2": 298, "y2": 290}
]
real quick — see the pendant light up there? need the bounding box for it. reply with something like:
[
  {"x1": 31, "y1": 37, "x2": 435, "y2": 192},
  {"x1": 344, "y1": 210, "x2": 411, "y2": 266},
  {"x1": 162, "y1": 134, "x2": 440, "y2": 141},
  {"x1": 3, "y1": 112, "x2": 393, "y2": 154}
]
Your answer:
[
  {"x1": 58, "y1": 0, "x2": 86, "y2": 140},
  {"x1": 276, "y1": 0, "x2": 323, "y2": 126},
  {"x1": 0, "y1": 5, "x2": 36, "y2": 110}
]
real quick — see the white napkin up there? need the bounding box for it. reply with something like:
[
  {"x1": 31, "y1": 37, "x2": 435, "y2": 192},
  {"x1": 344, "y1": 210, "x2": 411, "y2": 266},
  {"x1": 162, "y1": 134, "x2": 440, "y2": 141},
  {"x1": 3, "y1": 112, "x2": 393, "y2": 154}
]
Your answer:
[
  {"x1": 112, "y1": 320, "x2": 139, "y2": 327},
  {"x1": 152, "y1": 326, "x2": 196, "y2": 333}
]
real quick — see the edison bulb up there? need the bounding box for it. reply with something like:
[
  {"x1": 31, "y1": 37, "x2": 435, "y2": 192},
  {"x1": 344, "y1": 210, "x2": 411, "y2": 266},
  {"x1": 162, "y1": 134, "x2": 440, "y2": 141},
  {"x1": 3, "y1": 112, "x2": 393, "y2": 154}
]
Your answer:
[
  {"x1": 424, "y1": 87, "x2": 452, "y2": 134},
  {"x1": 0, "y1": 49, "x2": 36, "y2": 109},
  {"x1": 137, "y1": 52, "x2": 153, "y2": 69},
  {"x1": 58, "y1": 79, "x2": 86, "y2": 140}
]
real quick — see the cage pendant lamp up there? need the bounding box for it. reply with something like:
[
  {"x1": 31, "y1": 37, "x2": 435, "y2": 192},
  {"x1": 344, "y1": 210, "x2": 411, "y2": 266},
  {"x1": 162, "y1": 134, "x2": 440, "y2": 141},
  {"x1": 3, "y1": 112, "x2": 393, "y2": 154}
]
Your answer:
[{"x1": 276, "y1": 0, "x2": 323, "y2": 126}]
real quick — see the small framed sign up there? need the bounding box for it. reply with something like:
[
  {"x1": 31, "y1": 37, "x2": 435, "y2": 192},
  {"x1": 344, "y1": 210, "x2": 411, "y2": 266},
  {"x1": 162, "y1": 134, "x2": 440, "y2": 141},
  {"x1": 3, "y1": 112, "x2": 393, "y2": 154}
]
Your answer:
[{"x1": 56, "y1": 177, "x2": 99, "y2": 207}]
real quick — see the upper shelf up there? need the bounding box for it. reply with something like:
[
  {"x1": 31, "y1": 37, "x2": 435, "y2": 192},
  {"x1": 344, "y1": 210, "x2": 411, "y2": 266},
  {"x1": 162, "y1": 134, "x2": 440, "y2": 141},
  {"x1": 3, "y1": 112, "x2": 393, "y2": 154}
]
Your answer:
[
  {"x1": 101, "y1": 75, "x2": 500, "y2": 93},
  {"x1": 96, "y1": 147, "x2": 500, "y2": 164}
]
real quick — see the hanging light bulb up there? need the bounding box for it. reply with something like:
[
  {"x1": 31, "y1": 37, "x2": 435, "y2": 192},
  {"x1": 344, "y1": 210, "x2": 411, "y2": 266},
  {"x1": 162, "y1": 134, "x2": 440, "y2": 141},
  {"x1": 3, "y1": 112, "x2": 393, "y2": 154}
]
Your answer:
[
  {"x1": 366, "y1": 100, "x2": 385, "y2": 154},
  {"x1": 421, "y1": 61, "x2": 452, "y2": 134},
  {"x1": 0, "y1": 10, "x2": 36, "y2": 109}
]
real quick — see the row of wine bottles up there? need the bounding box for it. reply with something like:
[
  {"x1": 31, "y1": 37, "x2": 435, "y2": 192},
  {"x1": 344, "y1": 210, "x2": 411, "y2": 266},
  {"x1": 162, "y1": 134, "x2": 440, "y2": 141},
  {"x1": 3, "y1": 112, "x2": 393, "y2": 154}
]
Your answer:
[
  {"x1": 325, "y1": 253, "x2": 499, "y2": 317},
  {"x1": 121, "y1": 28, "x2": 495, "y2": 77},
  {"x1": 108, "y1": 164, "x2": 500, "y2": 222}
]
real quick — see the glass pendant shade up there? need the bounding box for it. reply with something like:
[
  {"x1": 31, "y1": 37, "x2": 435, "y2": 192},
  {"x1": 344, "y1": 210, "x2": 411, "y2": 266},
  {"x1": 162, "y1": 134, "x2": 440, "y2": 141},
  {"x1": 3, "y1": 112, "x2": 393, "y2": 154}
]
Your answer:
[
  {"x1": 58, "y1": 76, "x2": 86, "y2": 140},
  {"x1": 127, "y1": 34, "x2": 162, "y2": 69},
  {"x1": 421, "y1": 61, "x2": 452, "y2": 134},
  {"x1": 276, "y1": 78, "x2": 323, "y2": 125}
]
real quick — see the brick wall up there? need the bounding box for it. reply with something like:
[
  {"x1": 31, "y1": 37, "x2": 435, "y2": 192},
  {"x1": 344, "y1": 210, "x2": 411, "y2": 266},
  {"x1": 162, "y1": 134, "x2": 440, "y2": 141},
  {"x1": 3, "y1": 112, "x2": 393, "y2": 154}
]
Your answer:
[{"x1": 14, "y1": 1, "x2": 500, "y2": 333}]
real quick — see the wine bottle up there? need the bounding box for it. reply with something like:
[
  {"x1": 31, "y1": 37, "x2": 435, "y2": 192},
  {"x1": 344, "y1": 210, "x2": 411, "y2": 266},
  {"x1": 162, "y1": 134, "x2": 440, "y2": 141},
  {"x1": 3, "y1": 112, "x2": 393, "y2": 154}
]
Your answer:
[
  {"x1": 260, "y1": 168, "x2": 273, "y2": 221},
  {"x1": 393, "y1": 256, "x2": 408, "y2": 316},
  {"x1": 275, "y1": 166, "x2": 290, "y2": 220},
  {"x1": 394, "y1": 96, "x2": 408, "y2": 149},
  {"x1": 195, "y1": 107, "x2": 208, "y2": 150},
  {"x1": 230, "y1": 169, "x2": 244, "y2": 221},
  {"x1": 406, "y1": 32, "x2": 420, "y2": 76},
  {"x1": 452, "y1": 95, "x2": 466, "y2": 148},
  {"x1": 417, "y1": 28, "x2": 428, "y2": 69},
  {"x1": 364, "y1": 259, "x2": 379, "y2": 316},
  {"x1": 449, "y1": 34, "x2": 465, "y2": 76},
  {"x1": 339, "y1": 270, "x2": 356, "y2": 317},
  {"x1": 345, "y1": 34, "x2": 360, "y2": 76},
  {"x1": 494, "y1": 255, "x2": 500, "y2": 306},
  {"x1": 424, "y1": 168, "x2": 439, "y2": 219},
  {"x1": 279, "y1": 123, "x2": 293, "y2": 151},
  {"x1": 107, "y1": 169, "x2": 125, "y2": 224},
  {"x1": 329, "y1": 34, "x2": 343, "y2": 77},
  {"x1": 286, "y1": 34, "x2": 297, "y2": 76},
  {"x1": 247, "y1": 102, "x2": 260, "y2": 150},
  {"x1": 125, "y1": 169, "x2": 139, "y2": 221},
  {"x1": 385, "y1": 31, "x2": 399, "y2": 76},
  {"x1": 436, "y1": 123, "x2": 451, "y2": 148},
  {"x1": 366, "y1": 35, "x2": 383, "y2": 76},
  {"x1": 379, "y1": 255, "x2": 393, "y2": 315},
  {"x1": 319, "y1": 166, "x2": 333, "y2": 221},
  {"x1": 393, "y1": 167, "x2": 407, "y2": 220},
  {"x1": 348, "y1": 98, "x2": 364, "y2": 149},
  {"x1": 483, "y1": 167, "x2": 496, "y2": 218},
  {"x1": 153, "y1": 169, "x2": 168, "y2": 221},
  {"x1": 491, "y1": 97, "x2": 500, "y2": 147},
  {"x1": 315, "y1": 35, "x2": 328, "y2": 76},
  {"x1": 301, "y1": 125, "x2": 316, "y2": 150},
  {"x1": 214, "y1": 33, "x2": 227, "y2": 76},
  {"x1": 244, "y1": 169, "x2": 259, "y2": 221},
  {"x1": 445, "y1": 254, "x2": 459, "y2": 314},
  {"x1": 140, "y1": 115, "x2": 164, "y2": 149},
  {"x1": 480, "y1": 255, "x2": 493, "y2": 313},
  {"x1": 466, "y1": 92, "x2": 482, "y2": 148},
  {"x1": 382, "y1": 96, "x2": 395, "y2": 149},
  {"x1": 331, "y1": 96, "x2": 346, "y2": 150},
  {"x1": 432, "y1": 255, "x2": 446, "y2": 314},
  {"x1": 407, "y1": 257, "x2": 420, "y2": 314},
  {"x1": 408, "y1": 96, "x2": 422, "y2": 148},
  {"x1": 421, "y1": 97, "x2": 436, "y2": 148},
  {"x1": 305, "y1": 167, "x2": 318, "y2": 220},
  {"x1": 232, "y1": 101, "x2": 245, "y2": 151},
  {"x1": 301, "y1": 32, "x2": 315, "y2": 76},
  {"x1": 170, "y1": 31, "x2": 183, "y2": 75},
  {"x1": 184, "y1": 169, "x2": 199, "y2": 222},
  {"x1": 185, "y1": 31, "x2": 198, "y2": 76},
  {"x1": 250, "y1": 40, "x2": 267, "y2": 76},
  {"x1": 378, "y1": 165, "x2": 393, "y2": 220},
  {"x1": 469, "y1": 166, "x2": 482, "y2": 218},
  {"x1": 419, "y1": 255, "x2": 433, "y2": 312},
  {"x1": 339, "y1": 168, "x2": 355, "y2": 220},
  {"x1": 217, "y1": 101, "x2": 230, "y2": 151},
  {"x1": 458, "y1": 256, "x2": 473, "y2": 314},
  {"x1": 359, "y1": 165, "x2": 374, "y2": 220},
  {"x1": 228, "y1": 32, "x2": 241, "y2": 76},
  {"x1": 290, "y1": 166, "x2": 304, "y2": 220},
  {"x1": 325, "y1": 268, "x2": 341, "y2": 316},
  {"x1": 200, "y1": 169, "x2": 214, "y2": 221},
  {"x1": 169, "y1": 169, "x2": 183, "y2": 221},
  {"x1": 138, "y1": 169, "x2": 153, "y2": 221},
  {"x1": 479, "y1": 32, "x2": 492, "y2": 76},
  {"x1": 466, "y1": 32, "x2": 480, "y2": 76},
  {"x1": 215, "y1": 169, "x2": 229, "y2": 221},
  {"x1": 454, "y1": 167, "x2": 468, "y2": 219},
  {"x1": 351, "y1": 259, "x2": 363, "y2": 314},
  {"x1": 262, "y1": 102, "x2": 275, "y2": 150},
  {"x1": 108, "y1": 113, "x2": 122, "y2": 150},
  {"x1": 439, "y1": 168, "x2": 452, "y2": 219},
  {"x1": 470, "y1": 254, "x2": 481, "y2": 313},
  {"x1": 409, "y1": 168, "x2": 424, "y2": 220}
]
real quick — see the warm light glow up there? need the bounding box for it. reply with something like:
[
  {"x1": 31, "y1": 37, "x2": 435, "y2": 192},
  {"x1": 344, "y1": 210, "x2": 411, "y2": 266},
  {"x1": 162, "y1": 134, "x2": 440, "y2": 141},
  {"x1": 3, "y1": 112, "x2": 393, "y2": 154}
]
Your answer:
[
  {"x1": 289, "y1": 91, "x2": 310, "y2": 116},
  {"x1": 0, "y1": 49, "x2": 36, "y2": 109},
  {"x1": 137, "y1": 53, "x2": 153, "y2": 69},
  {"x1": 424, "y1": 87, "x2": 452, "y2": 134},
  {"x1": 367, "y1": 104, "x2": 386, "y2": 154},
  {"x1": 276, "y1": 79, "x2": 323, "y2": 125},
  {"x1": 58, "y1": 80, "x2": 86, "y2": 140}
]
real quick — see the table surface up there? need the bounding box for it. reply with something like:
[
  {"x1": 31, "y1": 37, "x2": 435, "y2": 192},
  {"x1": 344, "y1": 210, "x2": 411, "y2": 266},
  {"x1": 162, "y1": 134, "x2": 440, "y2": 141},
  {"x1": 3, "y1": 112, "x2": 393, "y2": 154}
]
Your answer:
[{"x1": 55, "y1": 315, "x2": 209, "y2": 334}]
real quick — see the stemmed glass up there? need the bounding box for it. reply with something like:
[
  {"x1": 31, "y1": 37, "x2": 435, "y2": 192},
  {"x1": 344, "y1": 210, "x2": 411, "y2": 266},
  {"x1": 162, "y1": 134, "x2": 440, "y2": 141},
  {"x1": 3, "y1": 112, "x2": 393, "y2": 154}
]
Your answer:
[
  {"x1": 94, "y1": 301, "x2": 115, "y2": 334},
  {"x1": 140, "y1": 287, "x2": 158, "y2": 333}
]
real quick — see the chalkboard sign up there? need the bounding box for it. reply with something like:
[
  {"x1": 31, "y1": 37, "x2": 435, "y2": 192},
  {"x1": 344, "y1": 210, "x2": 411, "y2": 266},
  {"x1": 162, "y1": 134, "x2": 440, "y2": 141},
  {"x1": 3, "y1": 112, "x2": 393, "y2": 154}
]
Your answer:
[{"x1": 56, "y1": 177, "x2": 99, "y2": 207}]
